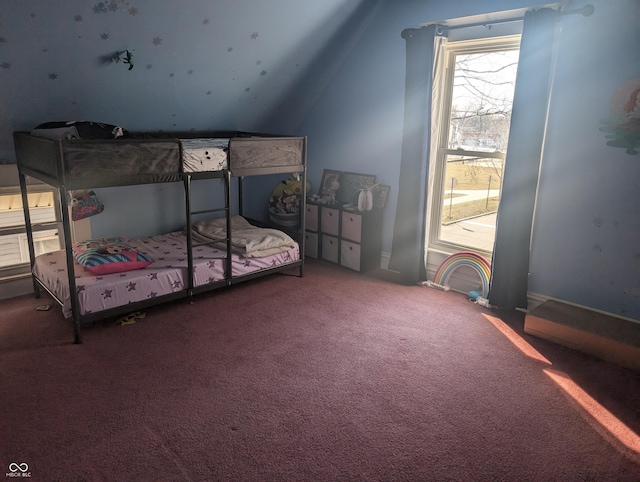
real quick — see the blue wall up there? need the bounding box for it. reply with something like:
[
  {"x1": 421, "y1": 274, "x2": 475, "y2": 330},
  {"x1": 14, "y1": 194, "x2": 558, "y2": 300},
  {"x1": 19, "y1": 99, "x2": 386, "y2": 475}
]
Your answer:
[
  {"x1": 0, "y1": 0, "x2": 370, "y2": 236},
  {"x1": 296, "y1": 0, "x2": 640, "y2": 320},
  {"x1": 527, "y1": 0, "x2": 640, "y2": 320},
  {"x1": 0, "y1": 0, "x2": 366, "y2": 145},
  {"x1": 1, "y1": 0, "x2": 638, "y2": 320}
]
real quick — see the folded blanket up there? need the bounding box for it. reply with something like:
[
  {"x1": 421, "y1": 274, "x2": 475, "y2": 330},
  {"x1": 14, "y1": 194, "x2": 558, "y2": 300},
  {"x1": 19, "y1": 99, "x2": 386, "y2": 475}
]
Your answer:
[{"x1": 192, "y1": 216, "x2": 297, "y2": 258}]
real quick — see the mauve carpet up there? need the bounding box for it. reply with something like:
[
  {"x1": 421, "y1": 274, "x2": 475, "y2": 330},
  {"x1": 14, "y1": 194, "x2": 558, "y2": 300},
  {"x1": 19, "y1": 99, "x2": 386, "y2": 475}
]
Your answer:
[{"x1": 0, "y1": 259, "x2": 639, "y2": 481}]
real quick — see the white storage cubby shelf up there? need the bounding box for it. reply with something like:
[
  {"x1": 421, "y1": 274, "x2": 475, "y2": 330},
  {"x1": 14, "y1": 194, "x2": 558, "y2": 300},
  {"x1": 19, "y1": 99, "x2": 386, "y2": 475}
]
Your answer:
[{"x1": 304, "y1": 202, "x2": 382, "y2": 273}]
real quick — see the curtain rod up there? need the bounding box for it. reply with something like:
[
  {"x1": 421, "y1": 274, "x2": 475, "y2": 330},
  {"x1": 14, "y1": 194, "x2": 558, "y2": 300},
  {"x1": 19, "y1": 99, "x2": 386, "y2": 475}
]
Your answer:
[{"x1": 434, "y1": 4, "x2": 594, "y2": 32}]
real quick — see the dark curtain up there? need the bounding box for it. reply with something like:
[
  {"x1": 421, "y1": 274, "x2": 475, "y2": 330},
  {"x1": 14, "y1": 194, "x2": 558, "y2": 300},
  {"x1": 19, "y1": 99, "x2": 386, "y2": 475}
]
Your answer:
[
  {"x1": 488, "y1": 9, "x2": 560, "y2": 309},
  {"x1": 388, "y1": 25, "x2": 443, "y2": 284}
]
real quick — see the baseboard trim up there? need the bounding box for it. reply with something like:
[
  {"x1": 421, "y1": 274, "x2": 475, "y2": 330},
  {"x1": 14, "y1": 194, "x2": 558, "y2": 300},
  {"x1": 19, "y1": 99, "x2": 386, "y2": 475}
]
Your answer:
[
  {"x1": 525, "y1": 300, "x2": 640, "y2": 372},
  {"x1": 526, "y1": 292, "x2": 640, "y2": 325},
  {"x1": 379, "y1": 252, "x2": 639, "y2": 331}
]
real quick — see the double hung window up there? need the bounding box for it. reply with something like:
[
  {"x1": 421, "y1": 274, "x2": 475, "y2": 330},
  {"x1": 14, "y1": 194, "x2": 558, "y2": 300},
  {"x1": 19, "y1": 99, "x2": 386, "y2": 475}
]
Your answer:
[{"x1": 430, "y1": 36, "x2": 520, "y2": 257}]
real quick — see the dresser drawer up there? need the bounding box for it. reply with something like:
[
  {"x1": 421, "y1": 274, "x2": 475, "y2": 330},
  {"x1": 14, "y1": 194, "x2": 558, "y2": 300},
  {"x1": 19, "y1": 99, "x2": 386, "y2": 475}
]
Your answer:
[
  {"x1": 321, "y1": 234, "x2": 339, "y2": 263},
  {"x1": 321, "y1": 207, "x2": 340, "y2": 236},
  {"x1": 305, "y1": 204, "x2": 319, "y2": 232},
  {"x1": 305, "y1": 231, "x2": 318, "y2": 258},
  {"x1": 341, "y1": 211, "x2": 362, "y2": 243},
  {"x1": 340, "y1": 240, "x2": 361, "y2": 271}
]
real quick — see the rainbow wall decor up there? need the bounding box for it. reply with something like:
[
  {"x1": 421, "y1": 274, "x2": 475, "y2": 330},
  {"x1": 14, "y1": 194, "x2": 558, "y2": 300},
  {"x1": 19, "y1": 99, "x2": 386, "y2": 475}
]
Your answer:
[{"x1": 429, "y1": 251, "x2": 492, "y2": 298}]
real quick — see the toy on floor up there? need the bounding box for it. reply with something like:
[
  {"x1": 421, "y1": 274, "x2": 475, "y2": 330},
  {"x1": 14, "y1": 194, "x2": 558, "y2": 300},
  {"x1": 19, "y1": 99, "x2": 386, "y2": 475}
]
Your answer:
[
  {"x1": 116, "y1": 311, "x2": 146, "y2": 326},
  {"x1": 424, "y1": 251, "x2": 492, "y2": 305}
]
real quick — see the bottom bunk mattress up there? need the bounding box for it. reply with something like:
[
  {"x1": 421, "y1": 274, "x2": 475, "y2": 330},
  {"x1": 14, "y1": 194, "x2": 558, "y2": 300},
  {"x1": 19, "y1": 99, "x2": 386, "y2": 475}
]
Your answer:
[{"x1": 33, "y1": 230, "x2": 299, "y2": 318}]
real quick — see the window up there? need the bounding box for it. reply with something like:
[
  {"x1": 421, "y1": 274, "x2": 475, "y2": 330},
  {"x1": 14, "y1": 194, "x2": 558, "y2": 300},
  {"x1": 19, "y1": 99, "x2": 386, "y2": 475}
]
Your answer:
[
  {"x1": 0, "y1": 185, "x2": 61, "y2": 278},
  {"x1": 429, "y1": 36, "x2": 520, "y2": 257}
]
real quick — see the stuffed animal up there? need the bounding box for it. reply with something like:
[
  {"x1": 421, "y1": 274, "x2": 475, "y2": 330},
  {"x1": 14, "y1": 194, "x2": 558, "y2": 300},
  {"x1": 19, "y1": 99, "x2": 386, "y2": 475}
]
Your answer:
[
  {"x1": 271, "y1": 177, "x2": 310, "y2": 199},
  {"x1": 282, "y1": 194, "x2": 299, "y2": 211},
  {"x1": 269, "y1": 177, "x2": 311, "y2": 214},
  {"x1": 319, "y1": 174, "x2": 340, "y2": 205}
]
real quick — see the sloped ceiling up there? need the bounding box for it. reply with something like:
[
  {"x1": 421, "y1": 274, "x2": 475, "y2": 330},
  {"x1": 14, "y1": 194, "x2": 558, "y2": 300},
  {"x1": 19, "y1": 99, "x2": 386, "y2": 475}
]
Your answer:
[{"x1": 0, "y1": 0, "x2": 376, "y2": 161}]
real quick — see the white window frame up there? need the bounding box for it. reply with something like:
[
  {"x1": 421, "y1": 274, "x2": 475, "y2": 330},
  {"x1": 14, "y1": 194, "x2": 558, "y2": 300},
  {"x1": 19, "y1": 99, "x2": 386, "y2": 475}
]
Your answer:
[
  {"x1": 0, "y1": 180, "x2": 62, "y2": 280},
  {"x1": 428, "y1": 34, "x2": 521, "y2": 260}
]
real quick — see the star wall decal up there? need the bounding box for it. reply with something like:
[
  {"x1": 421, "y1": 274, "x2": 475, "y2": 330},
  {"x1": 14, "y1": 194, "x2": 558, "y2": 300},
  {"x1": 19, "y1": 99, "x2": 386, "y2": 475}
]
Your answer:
[
  {"x1": 251, "y1": 32, "x2": 259, "y2": 39},
  {"x1": 152, "y1": 36, "x2": 162, "y2": 46},
  {"x1": 93, "y1": 1, "x2": 137, "y2": 15},
  {"x1": 74, "y1": 15, "x2": 83, "y2": 22},
  {"x1": 0, "y1": 37, "x2": 6, "y2": 45},
  {"x1": 49, "y1": 73, "x2": 58, "y2": 80},
  {"x1": 93, "y1": 3, "x2": 108, "y2": 14},
  {"x1": 203, "y1": 18, "x2": 209, "y2": 25},
  {"x1": 101, "y1": 33, "x2": 109, "y2": 40},
  {"x1": 227, "y1": 47, "x2": 233, "y2": 52},
  {"x1": 1, "y1": 62, "x2": 10, "y2": 69},
  {"x1": 260, "y1": 70, "x2": 267, "y2": 76}
]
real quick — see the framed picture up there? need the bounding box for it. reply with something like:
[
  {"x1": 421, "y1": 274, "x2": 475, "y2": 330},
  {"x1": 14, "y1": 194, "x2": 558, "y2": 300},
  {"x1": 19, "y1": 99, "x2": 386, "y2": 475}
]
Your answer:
[
  {"x1": 337, "y1": 172, "x2": 376, "y2": 205},
  {"x1": 373, "y1": 184, "x2": 390, "y2": 209},
  {"x1": 318, "y1": 169, "x2": 342, "y2": 205}
]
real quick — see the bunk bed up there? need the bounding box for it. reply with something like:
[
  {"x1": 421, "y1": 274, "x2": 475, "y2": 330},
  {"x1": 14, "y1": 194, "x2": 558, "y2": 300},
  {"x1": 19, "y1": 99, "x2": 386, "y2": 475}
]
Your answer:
[{"x1": 13, "y1": 130, "x2": 307, "y2": 344}]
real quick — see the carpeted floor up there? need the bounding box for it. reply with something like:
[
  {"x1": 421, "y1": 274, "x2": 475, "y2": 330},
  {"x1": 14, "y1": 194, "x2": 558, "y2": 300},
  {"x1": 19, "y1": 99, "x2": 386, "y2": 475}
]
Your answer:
[{"x1": 1, "y1": 259, "x2": 639, "y2": 481}]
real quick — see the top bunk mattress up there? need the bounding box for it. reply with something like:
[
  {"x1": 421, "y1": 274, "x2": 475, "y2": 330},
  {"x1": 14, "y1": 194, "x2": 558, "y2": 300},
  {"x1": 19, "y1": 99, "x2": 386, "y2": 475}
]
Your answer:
[
  {"x1": 181, "y1": 138, "x2": 229, "y2": 172},
  {"x1": 13, "y1": 131, "x2": 305, "y2": 188},
  {"x1": 62, "y1": 137, "x2": 233, "y2": 175}
]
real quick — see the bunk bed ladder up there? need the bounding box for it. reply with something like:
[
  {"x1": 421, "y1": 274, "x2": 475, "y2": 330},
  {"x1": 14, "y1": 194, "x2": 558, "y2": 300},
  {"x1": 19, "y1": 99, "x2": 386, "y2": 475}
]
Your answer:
[{"x1": 183, "y1": 170, "x2": 233, "y2": 293}]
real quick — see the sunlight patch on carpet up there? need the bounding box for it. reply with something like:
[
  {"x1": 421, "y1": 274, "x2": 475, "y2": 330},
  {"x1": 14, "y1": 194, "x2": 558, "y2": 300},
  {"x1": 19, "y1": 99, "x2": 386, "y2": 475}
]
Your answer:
[
  {"x1": 544, "y1": 368, "x2": 640, "y2": 457},
  {"x1": 481, "y1": 313, "x2": 640, "y2": 459},
  {"x1": 481, "y1": 314, "x2": 551, "y2": 365}
]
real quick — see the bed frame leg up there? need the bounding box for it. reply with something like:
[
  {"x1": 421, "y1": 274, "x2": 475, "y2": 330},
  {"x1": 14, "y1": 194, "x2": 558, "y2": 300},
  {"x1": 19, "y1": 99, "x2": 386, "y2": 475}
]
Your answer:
[
  {"x1": 73, "y1": 318, "x2": 83, "y2": 344},
  {"x1": 33, "y1": 281, "x2": 41, "y2": 299}
]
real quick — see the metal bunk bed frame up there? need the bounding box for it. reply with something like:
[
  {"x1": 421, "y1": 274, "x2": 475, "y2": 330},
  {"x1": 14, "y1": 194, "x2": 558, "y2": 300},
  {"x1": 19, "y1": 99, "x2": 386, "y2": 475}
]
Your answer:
[{"x1": 14, "y1": 131, "x2": 307, "y2": 344}]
